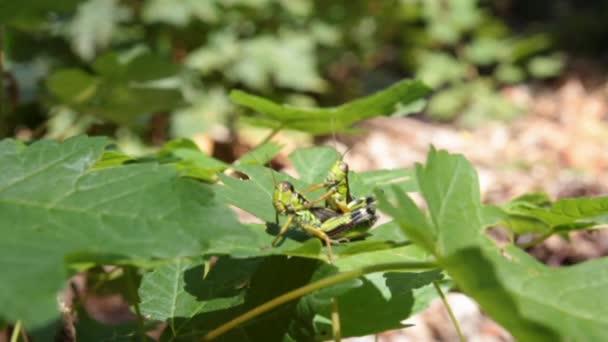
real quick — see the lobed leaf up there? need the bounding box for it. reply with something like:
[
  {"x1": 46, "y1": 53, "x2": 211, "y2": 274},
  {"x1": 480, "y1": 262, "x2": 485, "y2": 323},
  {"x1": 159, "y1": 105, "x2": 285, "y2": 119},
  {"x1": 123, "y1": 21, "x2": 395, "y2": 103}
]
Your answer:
[
  {"x1": 382, "y1": 148, "x2": 608, "y2": 341},
  {"x1": 231, "y1": 79, "x2": 431, "y2": 134},
  {"x1": 289, "y1": 146, "x2": 340, "y2": 184},
  {"x1": 0, "y1": 136, "x2": 255, "y2": 328}
]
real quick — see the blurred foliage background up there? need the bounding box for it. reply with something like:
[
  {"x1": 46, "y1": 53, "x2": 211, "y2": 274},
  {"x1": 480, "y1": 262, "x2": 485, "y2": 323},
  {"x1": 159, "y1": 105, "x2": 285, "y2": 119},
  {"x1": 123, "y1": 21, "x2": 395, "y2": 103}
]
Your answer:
[{"x1": 1, "y1": 0, "x2": 607, "y2": 154}]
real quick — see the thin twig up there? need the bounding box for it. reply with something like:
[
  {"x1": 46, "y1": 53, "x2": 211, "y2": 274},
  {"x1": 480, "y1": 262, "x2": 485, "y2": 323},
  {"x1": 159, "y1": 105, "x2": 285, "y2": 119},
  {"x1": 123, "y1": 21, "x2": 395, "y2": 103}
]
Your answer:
[
  {"x1": 124, "y1": 267, "x2": 146, "y2": 342},
  {"x1": 433, "y1": 281, "x2": 465, "y2": 342},
  {"x1": 9, "y1": 321, "x2": 22, "y2": 342},
  {"x1": 256, "y1": 124, "x2": 284, "y2": 148},
  {"x1": 0, "y1": 25, "x2": 7, "y2": 137},
  {"x1": 331, "y1": 298, "x2": 341, "y2": 342},
  {"x1": 203, "y1": 261, "x2": 438, "y2": 341}
]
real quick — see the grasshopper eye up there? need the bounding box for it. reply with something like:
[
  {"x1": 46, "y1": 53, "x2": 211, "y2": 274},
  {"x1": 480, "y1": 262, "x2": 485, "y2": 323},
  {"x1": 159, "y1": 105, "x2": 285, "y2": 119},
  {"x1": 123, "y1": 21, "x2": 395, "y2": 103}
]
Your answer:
[
  {"x1": 278, "y1": 181, "x2": 294, "y2": 192},
  {"x1": 339, "y1": 162, "x2": 348, "y2": 173}
]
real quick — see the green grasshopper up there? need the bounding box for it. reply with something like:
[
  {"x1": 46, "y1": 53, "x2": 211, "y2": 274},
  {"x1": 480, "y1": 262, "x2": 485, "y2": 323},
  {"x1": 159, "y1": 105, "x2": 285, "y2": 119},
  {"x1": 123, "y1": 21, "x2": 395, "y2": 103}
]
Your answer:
[
  {"x1": 307, "y1": 157, "x2": 376, "y2": 214},
  {"x1": 272, "y1": 180, "x2": 377, "y2": 262}
]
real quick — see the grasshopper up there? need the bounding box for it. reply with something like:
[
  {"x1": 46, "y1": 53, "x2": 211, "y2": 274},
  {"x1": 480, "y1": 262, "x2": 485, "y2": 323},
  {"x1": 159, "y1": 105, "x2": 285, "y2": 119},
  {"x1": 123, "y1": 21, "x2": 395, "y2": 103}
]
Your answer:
[
  {"x1": 307, "y1": 157, "x2": 377, "y2": 214},
  {"x1": 272, "y1": 181, "x2": 377, "y2": 262}
]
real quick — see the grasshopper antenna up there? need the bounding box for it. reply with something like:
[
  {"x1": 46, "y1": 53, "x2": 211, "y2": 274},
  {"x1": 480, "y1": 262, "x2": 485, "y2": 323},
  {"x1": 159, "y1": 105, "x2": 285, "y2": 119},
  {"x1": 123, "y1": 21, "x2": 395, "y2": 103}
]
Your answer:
[{"x1": 330, "y1": 112, "x2": 353, "y2": 162}]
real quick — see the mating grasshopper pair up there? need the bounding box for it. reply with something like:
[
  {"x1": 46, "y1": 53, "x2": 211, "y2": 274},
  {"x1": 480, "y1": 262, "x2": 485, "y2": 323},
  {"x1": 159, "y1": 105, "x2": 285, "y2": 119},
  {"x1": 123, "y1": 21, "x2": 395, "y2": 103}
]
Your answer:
[{"x1": 271, "y1": 158, "x2": 378, "y2": 262}]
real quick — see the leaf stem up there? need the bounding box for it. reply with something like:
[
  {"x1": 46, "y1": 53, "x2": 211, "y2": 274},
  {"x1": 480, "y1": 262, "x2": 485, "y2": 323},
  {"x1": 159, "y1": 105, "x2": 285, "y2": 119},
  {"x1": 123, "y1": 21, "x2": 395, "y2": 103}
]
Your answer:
[
  {"x1": 0, "y1": 25, "x2": 7, "y2": 138},
  {"x1": 433, "y1": 281, "x2": 465, "y2": 342},
  {"x1": 331, "y1": 298, "x2": 341, "y2": 342},
  {"x1": 257, "y1": 124, "x2": 284, "y2": 148},
  {"x1": 203, "y1": 261, "x2": 438, "y2": 341},
  {"x1": 124, "y1": 267, "x2": 146, "y2": 342},
  {"x1": 9, "y1": 320, "x2": 22, "y2": 342}
]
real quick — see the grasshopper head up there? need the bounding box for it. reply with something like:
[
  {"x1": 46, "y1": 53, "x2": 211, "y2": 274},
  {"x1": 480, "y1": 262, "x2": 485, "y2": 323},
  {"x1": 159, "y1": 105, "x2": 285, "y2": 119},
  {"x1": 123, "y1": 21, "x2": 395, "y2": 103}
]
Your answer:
[
  {"x1": 273, "y1": 181, "x2": 295, "y2": 213},
  {"x1": 325, "y1": 159, "x2": 348, "y2": 186}
]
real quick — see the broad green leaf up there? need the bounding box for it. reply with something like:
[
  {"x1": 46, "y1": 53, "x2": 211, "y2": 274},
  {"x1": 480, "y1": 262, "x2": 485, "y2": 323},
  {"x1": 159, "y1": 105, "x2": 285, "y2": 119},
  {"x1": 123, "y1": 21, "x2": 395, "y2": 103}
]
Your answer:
[
  {"x1": 416, "y1": 52, "x2": 467, "y2": 88},
  {"x1": 292, "y1": 242, "x2": 439, "y2": 340},
  {"x1": 157, "y1": 138, "x2": 227, "y2": 181},
  {"x1": 139, "y1": 257, "x2": 261, "y2": 338},
  {"x1": 213, "y1": 154, "x2": 416, "y2": 262},
  {"x1": 90, "y1": 84, "x2": 182, "y2": 125},
  {"x1": 0, "y1": 0, "x2": 79, "y2": 23},
  {"x1": 288, "y1": 146, "x2": 415, "y2": 199},
  {"x1": 367, "y1": 220, "x2": 409, "y2": 244},
  {"x1": 528, "y1": 54, "x2": 565, "y2": 78},
  {"x1": 92, "y1": 52, "x2": 125, "y2": 80},
  {"x1": 214, "y1": 165, "x2": 309, "y2": 222},
  {"x1": 161, "y1": 247, "x2": 437, "y2": 340},
  {"x1": 47, "y1": 52, "x2": 183, "y2": 125},
  {"x1": 68, "y1": 0, "x2": 130, "y2": 61},
  {"x1": 162, "y1": 256, "x2": 320, "y2": 341},
  {"x1": 495, "y1": 63, "x2": 525, "y2": 84},
  {"x1": 239, "y1": 256, "x2": 320, "y2": 341},
  {"x1": 500, "y1": 192, "x2": 608, "y2": 234},
  {"x1": 296, "y1": 271, "x2": 441, "y2": 339},
  {"x1": 353, "y1": 168, "x2": 417, "y2": 198},
  {"x1": 126, "y1": 53, "x2": 181, "y2": 82},
  {"x1": 289, "y1": 146, "x2": 340, "y2": 184},
  {"x1": 376, "y1": 187, "x2": 436, "y2": 254},
  {"x1": 0, "y1": 136, "x2": 255, "y2": 328},
  {"x1": 384, "y1": 148, "x2": 608, "y2": 341},
  {"x1": 46, "y1": 69, "x2": 99, "y2": 104},
  {"x1": 231, "y1": 79, "x2": 431, "y2": 134}
]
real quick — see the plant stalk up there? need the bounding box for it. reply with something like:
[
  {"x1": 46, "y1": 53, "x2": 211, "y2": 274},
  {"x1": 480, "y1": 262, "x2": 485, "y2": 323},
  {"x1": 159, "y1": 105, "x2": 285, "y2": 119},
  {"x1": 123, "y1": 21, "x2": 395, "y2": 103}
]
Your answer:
[
  {"x1": 203, "y1": 261, "x2": 438, "y2": 341},
  {"x1": 0, "y1": 25, "x2": 6, "y2": 138},
  {"x1": 256, "y1": 124, "x2": 284, "y2": 148},
  {"x1": 331, "y1": 298, "x2": 341, "y2": 342},
  {"x1": 433, "y1": 281, "x2": 465, "y2": 342},
  {"x1": 9, "y1": 320, "x2": 22, "y2": 342},
  {"x1": 124, "y1": 267, "x2": 146, "y2": 342}
]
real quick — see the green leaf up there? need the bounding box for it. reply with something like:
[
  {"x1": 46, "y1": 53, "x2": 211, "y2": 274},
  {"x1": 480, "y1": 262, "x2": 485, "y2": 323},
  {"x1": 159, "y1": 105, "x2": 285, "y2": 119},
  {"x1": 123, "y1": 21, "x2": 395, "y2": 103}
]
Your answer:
[
  {"x1": 291, "y1": 242, "x2": 438, "y2": 339},
  {"x1": 68, "y1": 0, "x2": 128, "y2": 60},
  {"x1": 426, "y1": 85, "x2": 470, "y2": 120},
  {"x1": 214, "y1": 165, "x2": 308, "y2": 223},
  {"x1": 0, "y1": 136, "x2": 254, "y2": 328},
  {"x1": 163, "y1": 256, "x2": 320, "y2": 341},
  {"x1": 90, "y1": 84, "x2": 182, "y2": 125},
  {"x1": 46, "y1": 69, "x2": 99, "y2": 104},
  {"x1": 527, "y1": 54, "x2": 565, "y2": 79},
  {"x1": 139, "y1": 257, "x2": 261, "y2": 338},
  {"x1": 495, "y1": 63, "x2": 525, "y2": 84},
  {"x1": 297, "y1": 270, "x2": 441, "y2": 339},
  {"x1": 0, "y1": 0, "x2": 79, "y2": 23},
  {"x1": 239, "y1": 256, "x2": 320, "y2": 341},
  {"x1": 415, "y1": 51, "x2": 468, "y2": 87},
  {"x1": 383, "y1": 148, "x2": 608, "y2": 341},
  {"x1": 354, "y1": 168, "x2": 418, "y2": 197},
  {"x1": 376, "y1": 187, "x2": 436, "y2": 254},
  {"x1": 231, "y1": 79, "x2": 431, "y2": 134},
  {"x1": 289, "y1": 146, "x2": 340, "y2": 184},
  {"x1": 465, "y1": 37, "x2": 509, "y2": 65},
  {"x1": 126, "y1": 53, "x2": 181, "y2": 82},
  {"x1": 47, "y1": 52, "x2": 183, "y2": 125},
  {"x1": 501, "y1": 192, "x2": 608, "y2": 234},
  {"x1": 158, "y1": 138, "x2": 227, "y2": 181},
  {"x1": 92, "y1": 150, "x2": 133, "y2": 169}
]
